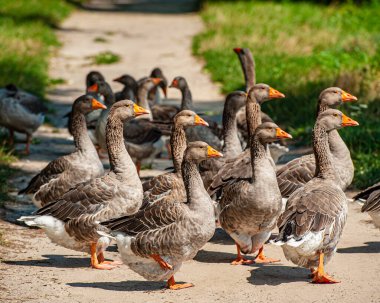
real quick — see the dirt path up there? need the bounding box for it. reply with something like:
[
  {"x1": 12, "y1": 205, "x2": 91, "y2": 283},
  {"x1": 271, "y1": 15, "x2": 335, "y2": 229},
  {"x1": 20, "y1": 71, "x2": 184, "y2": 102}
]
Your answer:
[{"x1": 1, "y1": 9, "x2": 379, "y2": 303}]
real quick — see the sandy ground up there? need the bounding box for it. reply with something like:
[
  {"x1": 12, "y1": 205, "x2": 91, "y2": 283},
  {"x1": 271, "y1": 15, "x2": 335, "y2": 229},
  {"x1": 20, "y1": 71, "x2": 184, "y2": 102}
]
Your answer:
[{"x1": 1, "y1": 8, "x2": 379, "y2": 303}]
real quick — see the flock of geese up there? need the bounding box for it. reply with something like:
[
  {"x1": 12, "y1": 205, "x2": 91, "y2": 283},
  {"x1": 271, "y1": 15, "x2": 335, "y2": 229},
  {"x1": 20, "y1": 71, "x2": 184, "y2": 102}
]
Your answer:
[{"x1": 0, "y1": 47, "x2": 378, "y2": 289}]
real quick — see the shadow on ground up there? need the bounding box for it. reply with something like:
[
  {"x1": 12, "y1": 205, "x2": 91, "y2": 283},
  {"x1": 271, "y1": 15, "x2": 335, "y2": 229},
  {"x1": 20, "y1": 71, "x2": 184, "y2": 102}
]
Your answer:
[
  {"x1": 67, "y1": 280, "x2": 165, "y2": 292},
  {"x1": 3, "y1": 254, "x2": 89, "y2": 269},
  {"x1": 337, "y1": 242, "x2": 380, "y2": 254}
]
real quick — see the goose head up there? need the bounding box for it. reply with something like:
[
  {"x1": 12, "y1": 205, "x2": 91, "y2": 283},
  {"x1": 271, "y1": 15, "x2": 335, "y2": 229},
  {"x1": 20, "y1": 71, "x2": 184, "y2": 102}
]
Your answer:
[
  {"x1": 138, "y1": 77, "x2": 163, "y2": 93},
  {"x1": 225, "y1": 91, "x2": 247, "y2": 113},
  {"x1": 86, "y1": 71, "x2": 105, "y2": 88},
  {"x1": 319, "y1": 87, "x2": 357, "y2": 107},
  {"x1": 169, "y1": 76, "x2": 188, "y2": 91},
  {"x1": 248, "y1": 84, "x2": 285, "y2": 104},
  {"x1": 255, "y1": 122, "x2": 292, "y2": 144},
  {"x1": 150, "y1": 67, "x2": 168, "y2": 97},
  {"x1": 174, "y1": 110, "x2": 209, "y2": 128},
  {"x1": 109, "y1": 100, "x2": 149, "y2": 122},
  {"x1": 73, "y1": 94, "x2": 107, "y2": 115},
  {"x1": 184, "y1": 141, "x2": 223, "y2": 164},
  {"x1": 113, "y1": 74, "x2": 137, "y2": 89},
  {"x1": 317, "y1": 109, "x2": 359, "y2": 131}
]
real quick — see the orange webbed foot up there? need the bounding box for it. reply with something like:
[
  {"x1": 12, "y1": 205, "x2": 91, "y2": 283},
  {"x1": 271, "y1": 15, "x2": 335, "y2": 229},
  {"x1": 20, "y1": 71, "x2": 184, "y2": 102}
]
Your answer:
[
  {"x1": 312, "y1": 272, "x2": 340, "y2": 284},
  {"x1": 167, "y1": 276, "x2": 193, "y2": 290},
  {"x1": 231, "y1": 256, "x2": 254, "y2": 265},
  {"x1": 253, "y1": 247, "x2": 280, "y2": 264},
  {"x1": 91, "y1": 263, "x2": 116, "y2": 270}
]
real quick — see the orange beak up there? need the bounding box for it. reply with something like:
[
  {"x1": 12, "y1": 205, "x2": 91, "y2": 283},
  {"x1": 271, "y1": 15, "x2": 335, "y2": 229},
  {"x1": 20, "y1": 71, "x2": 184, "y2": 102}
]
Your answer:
[
  {"x1": 207, "y1": 146, "x2": 223, "y2": 158},
  {"x1": 342, "y1": 114, "x2": 359, "y2": 127},
  {"x1": 233, "y1": 47, "x2": 242, "y2": 54},
  {"x1": 151, "y1": 78, "x2": 162, "y2": 86},
  {"x1": 87, "y1": 83, "x2": 98, "y2": 93},
  {"x1": 194, "y1": 114, "x2": 209, "y2": 127},
  {"x1": 133, "y1": 103, "x2": 150, "y2": 116},
  {"x1": 169, "y1": 79, "x2": 178, "y2": 88},
  {"x1": 276, "y1": 127, "x2": 292, "y2": 139},
  {"x1": 91, "y1": 98, "x2": 107, "y2": 110},
  {"x1": 341, "y1": 90, "x2": 358, "y2": 102},
  {"x1": 269, "y1": 87, "x2": 285, "y2": 99}
]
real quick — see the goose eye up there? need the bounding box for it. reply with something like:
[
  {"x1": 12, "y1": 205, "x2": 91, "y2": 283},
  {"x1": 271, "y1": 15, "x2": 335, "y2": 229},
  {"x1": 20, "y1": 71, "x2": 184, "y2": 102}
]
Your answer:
[{"x1": 333, "y1": 113, "x2": 338, "y2": 117}]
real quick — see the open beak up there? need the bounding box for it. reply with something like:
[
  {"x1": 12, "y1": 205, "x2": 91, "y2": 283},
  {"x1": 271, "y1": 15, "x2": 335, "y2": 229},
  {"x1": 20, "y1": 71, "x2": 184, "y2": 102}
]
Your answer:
[
  {"x1": 151, "y1": 78, "x2": 162, "y2": 86},
  {"x1": 342, "y1": 114, "x2": 359, "y2": 127},
  {"x1": 276, "y1": 127, "x2": 292, "y2": 139},
  {"x1": 133, "y1": 103, "x2": 150, "y2": 116},
  {"x1": 207, "y1": 146, "x2": 223, "y2": 158},
  {"x1": 87, "y1": 83, "x2": 98, "y2": 93},
  {"x1": 233, "y1": 47, "x2": 242, "y2": 54},
  {"x1": 91, "y1": 98, "x2": 107, "y2": 110},
  {"x1": 169, "y1": 79, "x2": 178, "y2": 88},
  {"x1": 269, "y1": 87, "x2": 285, "y2": 99},
  {"x1": 194, "y1": 114, "x2": 209, "y2": 127},
  {"x1": 341, "y1": 90, "x2": 358, "y2": 102}
]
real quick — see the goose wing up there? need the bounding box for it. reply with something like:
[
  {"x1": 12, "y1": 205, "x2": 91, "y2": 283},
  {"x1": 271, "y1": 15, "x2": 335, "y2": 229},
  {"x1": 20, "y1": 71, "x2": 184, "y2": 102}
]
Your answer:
[{"x1": 124, "y1": 119, "x2": 162, "y2": 145}]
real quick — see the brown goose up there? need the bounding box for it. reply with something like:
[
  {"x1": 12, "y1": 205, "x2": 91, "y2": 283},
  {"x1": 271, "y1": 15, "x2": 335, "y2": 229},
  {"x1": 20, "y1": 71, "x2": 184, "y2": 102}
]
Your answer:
[
  {"x1": 208, "y1": 84, "x2": 285, "y2": 197},
  {"x1": 218, "y1": 117, "x2": 292, "y2": 265},
  {"x1": 19, "y1": 95, "x2": 106, "y2": 208},
  {"x1": 354, "y1": 182, "x2": 380, "y2": 228},
  {"x1": 273, "y1": 109, "x2": 359, "y2": 283},
  {"x1": 99, "y1": 141, "x2": 223, "y2": 290},
  {"x1": 199, "y1": 91, "x2": 247, "y2": 189},
  {"x1": 142, "y1": 110, "x2": 209, "y2": 206},
  {"x1": 148, "y1": 67, "x2": 168, "y2": 104},
  {"x1": 276, "y1": 87, "x2": 357, "y2": 197},
  {"x1": 170, "y1": 76, "x2": 222, "y2": 149},
  {"x1": 19, "y1": 100, "x2": 149, "y2": 270},
  {"x1": 113, "y1": 74, "x2": 138, "y2": 102}
]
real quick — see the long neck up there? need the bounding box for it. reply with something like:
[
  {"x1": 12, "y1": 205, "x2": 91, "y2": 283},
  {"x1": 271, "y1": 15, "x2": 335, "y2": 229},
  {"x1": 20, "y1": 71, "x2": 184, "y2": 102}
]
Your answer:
[
  {"x1": 244, "y1": 53, "x2": 256, "y2": 91},
  {"x1": 106, "y1": 116, "x2": 138, "y2": 179},
  {"x1": 180, "y1": 86, "x2": 194, "y2": 110},
  {"x1": 246, "y1": 99, "x2": 261, "y2": 138},
  {"x1": 317, "y1": 101, "x2": 348, "y2": 158},
  {"x1": 104, "y1": 90, "x2": 115, "y2": 107},
  {"x1": 137, "y1": 86, "x2": 153, "y2": 120},
  {"x1": 70, "y1": 110, "x2": 96, "y2": 153},
  {"x1": 250, "y1": 135, "x2": 267, "y2": 183},
  {"x1": 170, "y1": 125, "x2": 187, "y2": 173},
  {"x1": 313, "y1": 125, "x2": 336, "y2": 179},
  {"x1": 182, "y1": 159, "x2": 209, "y2": 210},
  {"x1": 222, "y1": 109, "x2": 242, "y2": 157}
]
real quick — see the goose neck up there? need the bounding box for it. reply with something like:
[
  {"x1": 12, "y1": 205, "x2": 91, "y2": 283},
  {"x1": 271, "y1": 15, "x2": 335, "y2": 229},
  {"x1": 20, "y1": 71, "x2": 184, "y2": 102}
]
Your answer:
[
  {"x1": 249, "y1": 135, "x2": 267, "y2": 182},
  {"x1": 70, "y1": 110, "x2": 96, "y2": 154},
  {"x1": 222, "y1": 109, "x2": 242, "y2": 157},
  {"x1": 137, "y1": 87, "x2": 153, "y2": 120},
  {"x1": 246, "y1": 100, "x2": 261, "y2": 138},
  {"x1": 171, "y1": 125, "x2": 187, "y2": 173},
  {"x1": 180, "y1": 87, "x2": 194, "y2": 110},
  {"x1": 313, "y1": 125, "x2": 336, "y2": 180}
]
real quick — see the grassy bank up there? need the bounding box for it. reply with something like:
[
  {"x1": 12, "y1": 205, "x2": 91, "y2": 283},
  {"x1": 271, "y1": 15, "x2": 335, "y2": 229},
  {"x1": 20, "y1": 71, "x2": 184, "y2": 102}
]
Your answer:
[
  {"x1": 194, "y1": 0, "x2": 380, "y2": 188},
  {"x1": 0, "y1": 0, "x2": 73, "y2": 202}
]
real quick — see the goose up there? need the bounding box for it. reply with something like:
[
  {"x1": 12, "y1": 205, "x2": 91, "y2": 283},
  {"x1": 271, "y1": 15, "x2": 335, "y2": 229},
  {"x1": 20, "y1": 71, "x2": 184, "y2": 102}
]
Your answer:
[
  {"x1": 18, "y1": 95, "x2": 106, "y2": 208},
  {"x1": 0, "y1": 90, "x2": 45, "y2": 154},
  {"x1": 276, "y1": 87, "x2": 357, "y2": 197},
  {"x1": 233, "y1": 47, "x2": 288, "y2": 161},
  {"x1": 170, "y1": 76, "x2": 222, "y2": 149},
  {"x1": 142, "y1": 110, "x2": 209, "y2": 206},
  {"x1": 113, "y1": 74, "x2": 138, "y2": 102},
  {"x1": 199, "y1": 91, "x2": 247, "y2": 189},
  {"x1": 273, "y1": 109, "x2": 359, "y2": 283},
  {"x1": 148, "y1": 67, "x2": 168, "y2": 105},
  {"x1": 98, "y1": 141, "x2": 223, "y2": 289},
  {"x1": 354, "y1": 182, "x2": 380, "y2": 228},
  {"x1": 217, "y1": 99, "x2": 292, "y2": 269},
  {"x1": 208, "y1": 84, "x2": 285, "y2": 197},
  {"x1": 18, "y1": 100, "x2": 149, "y2": 270}
]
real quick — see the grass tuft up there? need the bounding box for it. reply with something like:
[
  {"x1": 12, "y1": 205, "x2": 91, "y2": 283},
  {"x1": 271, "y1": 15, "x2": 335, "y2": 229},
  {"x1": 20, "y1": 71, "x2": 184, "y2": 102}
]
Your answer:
[
  {"x1": 194, "y1": 1, "x2": 380, "y2": 188},
  {"x1": 88, "y1": 51, "x2": 121, "y2": 65}
]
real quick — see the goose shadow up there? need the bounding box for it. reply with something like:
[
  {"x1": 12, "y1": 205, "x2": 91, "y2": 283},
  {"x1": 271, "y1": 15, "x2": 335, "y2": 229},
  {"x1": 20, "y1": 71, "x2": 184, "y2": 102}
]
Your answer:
[
  {"x1": 194, "y1": 249, "x2": 237, "y2": 263},
  {"x1": 209, "y1": 228, "x2": 234, "y2": 245},
  {"x1": 3, "y1": 254, "x2": 89, "y2": 269},
  {"x1": 337, "y1": 242, "x2": 380, "y2": 254},
  {"x1": 247, "y1": 264, "x2": 310, "y2": 286},
  {"x1": 67, "y1": 280, "x2": 166, "y2": 292}
]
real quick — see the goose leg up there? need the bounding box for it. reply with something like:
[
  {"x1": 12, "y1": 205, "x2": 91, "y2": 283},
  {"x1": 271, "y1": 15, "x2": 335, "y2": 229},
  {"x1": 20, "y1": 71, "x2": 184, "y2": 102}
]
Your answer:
[
  {"x1": 136, "y1": 161, "x2": 141, "y2": 176},
  {"x1": 311, "y1": 252, "x2": 340, "y2": 284},
  {"x1": 231, "y1": 243, "x2": 254, "y2": 265},
  {"x1": 97, "y1": 252, "x2": 123, "y2": 266},
  {"x1": 25, "y1": 134, "x2": 31, "y2": 155},
  {"x1": 253, "y1": 246, "x2": 280, "y2": 264},
  {"x1": 8, "y1": 129, "x2": 14, "y2": 146},
  {"x1": 151, "y1": 254, "x2": 173, "y2": 270},
  {"x1": 167, "y1": 276, "x2": 194, "y2": 290},
  {"x1": 90, "y1": 243, "x2": 116, "y2": 270}
]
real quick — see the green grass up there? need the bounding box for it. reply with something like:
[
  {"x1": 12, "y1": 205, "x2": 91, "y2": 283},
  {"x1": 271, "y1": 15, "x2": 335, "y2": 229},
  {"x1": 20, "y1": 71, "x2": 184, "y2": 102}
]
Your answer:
[
  {"x1": 88, "y1": 51, "x2": 121, "y2": 65},
  {"x1": 0, "y1": 145, "x2": 17, "y2": 206},
  {"x1": 93, "y1": 36, "x2": 108, "y2": 43},
  {"x1": 194, "y1": 1, "x2": 380, "y2": 189},
  {"x1": 0, "y1": 0, "x2": 73, "y2": 97}
]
